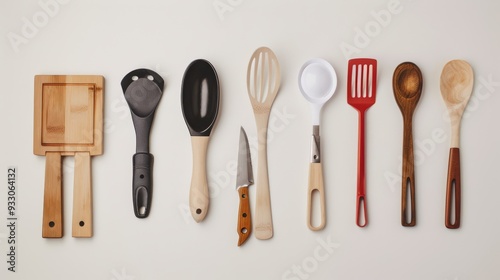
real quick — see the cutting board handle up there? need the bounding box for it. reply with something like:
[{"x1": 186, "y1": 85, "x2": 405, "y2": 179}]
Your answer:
[
  {"x1": 42, "y1": 152, "x2": 63, "y2": 238},
  {"x1": 133, "y1": 153, "x2": 154, "y2": 218},
  {"x1": 72, "y1": 152, "x2": 93, "y2": 237}
]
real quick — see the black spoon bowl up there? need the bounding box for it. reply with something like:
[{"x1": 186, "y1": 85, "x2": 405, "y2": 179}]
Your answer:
[{"x1": 181, "y1": 59, "x2": 220, "y2": 222}]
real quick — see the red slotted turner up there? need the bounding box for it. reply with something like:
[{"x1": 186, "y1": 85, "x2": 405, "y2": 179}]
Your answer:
[{"x1": 347, "y1": 58, "x2": 377, "y2": 227}]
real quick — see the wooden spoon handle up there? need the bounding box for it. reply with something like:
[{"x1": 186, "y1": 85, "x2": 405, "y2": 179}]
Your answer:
[
  {"x1": 72, "y1": 152, "x2": 93, "y2": 237},
  {"x1": 445, "y1": 148, "x2": 461, "y2": 229},
  {"x1": 42, "y1": 152, "x2": 63, "y2": 238},
  {"x1": 401, "y1": 118, "x2": 416, "y2": 226},
  {"x1": 189, "y1": 136, "x2": 210, "y2": 223},
  {"x1": 307, "y1": 162, "x2": 326, "y2": 231},
  {"x1": 237, "y1": 187, "x2": 252, "y2": 246},
  {"x1": 254, "y1": 115, "x2": 273, "y2": 239}
]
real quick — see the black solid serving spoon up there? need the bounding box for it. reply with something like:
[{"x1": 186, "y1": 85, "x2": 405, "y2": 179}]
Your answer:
[
  {"x1": 181, "y1": 59, "x2": 220, "y2": 222},
  {"x1": 122, "y1": 69, "x2": 164, "y2": 218}
]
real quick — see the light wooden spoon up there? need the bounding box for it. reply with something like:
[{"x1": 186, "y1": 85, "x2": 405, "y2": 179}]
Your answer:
[
  {"x1": 440, "y1": 60, "x2": 474, "y2": 229},
  {"x1": 246, "y1": 47, "x2": 281, "y2": 239}
]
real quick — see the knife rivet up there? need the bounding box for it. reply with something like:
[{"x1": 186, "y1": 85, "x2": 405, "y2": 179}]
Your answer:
[
  {"x1": 242, "y1": 194, "x2": 246, "y2": 198},
  {"x1": 242, "y1": 213, "x2": 247, "y2": 218}
]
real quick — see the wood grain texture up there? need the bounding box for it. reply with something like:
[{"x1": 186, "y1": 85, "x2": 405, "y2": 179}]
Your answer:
[
  {"x1": 440, "y1": 60, "x2": 474, "y2": 148},
  {"x1": 34, "y1": 75, "x2": 104, "y2": 156},
  {"x1": 393, "y1": 62, "x2": 422, "y2": 227},
  {"x1": 401, "y1": 121, "x2": 416, "y2": 227},
  {"x1": 445, "y1": 148, "x2": 461, "y2": 229},
  {"x1": 34, "y1": 75, "x2": 103, "y2": 238},
  {"x1": 440, "y1": 60, "x2": 473, "y2": 229},
  {"x1": 189, "y1": 136, "x2": 210, "y2": 223},
  {"x1": 72, "y1": 152, "x2": 93, "y2": 237},
  {"x1": 42, "y1": 152, "x2": 63, "y2": 238},
  {"x1": 237, "y1": 187, "x2": 252, "y2": 246},
  {"x1": 307, "y1": 162, "x2": 326, "y2": 231},
  {"x1": 246, "y1": 47, "x2": 281, "y2": 240},
  {"x1": 253, "y1": 113, "x2": 274, "y2": 239}
]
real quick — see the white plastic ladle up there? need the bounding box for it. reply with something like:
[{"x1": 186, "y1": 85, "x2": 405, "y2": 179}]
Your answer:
[{"x1": 298, "y1": 58, "x2": 337, "y2": 231}]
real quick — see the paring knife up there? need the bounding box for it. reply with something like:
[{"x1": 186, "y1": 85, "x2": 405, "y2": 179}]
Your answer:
[{"x1": 236, "y1": 127, "x2": 254, "y2": 246}]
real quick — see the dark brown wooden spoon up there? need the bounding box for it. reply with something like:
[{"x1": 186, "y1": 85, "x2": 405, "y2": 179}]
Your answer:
[{"x1": 393, "y1": 62, "x2": 423, "y2": 227}]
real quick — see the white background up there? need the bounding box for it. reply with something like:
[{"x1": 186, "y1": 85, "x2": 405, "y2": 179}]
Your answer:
[{"x1": 1, "y1": 0, "x2": 499, "y2": 279}]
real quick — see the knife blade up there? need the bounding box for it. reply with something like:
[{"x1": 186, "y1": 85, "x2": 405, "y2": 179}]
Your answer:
[{"x1": 236, "y1": 127, "x2": 253, "y2": 246}]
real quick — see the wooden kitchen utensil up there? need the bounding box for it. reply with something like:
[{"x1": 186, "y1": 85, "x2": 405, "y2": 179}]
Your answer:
[
  {"x1": 440, "y1": 60, "x2": 474, "y2": 229},
  {"x1": 34, "y1": 75, "x2": 103, "y2": 238},
  {"x1": 246, "y1": 47, "x2": 281, "y2": 239},
  {"x1": 393, "y1": 62, "x2": 423, "y2": 227}
]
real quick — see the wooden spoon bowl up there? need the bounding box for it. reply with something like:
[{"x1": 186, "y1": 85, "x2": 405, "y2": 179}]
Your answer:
[{"x1": 393, "y1": 62, "x2": 423, "y2": 113}]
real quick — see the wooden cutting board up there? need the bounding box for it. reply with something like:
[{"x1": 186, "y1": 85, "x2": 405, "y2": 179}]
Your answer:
[{"x1": 34, "y1": 75, "x2": 103, "y2": 238}]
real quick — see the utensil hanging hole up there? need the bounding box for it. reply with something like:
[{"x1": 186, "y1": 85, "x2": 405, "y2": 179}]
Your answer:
[
  {"x1": 147, "y1": 75, "x2": 154, "y2": 81},
  {"x1": 242, "y1": 213, "x2": 247, "y2": 218},
  {"x1": 132, "y1": 76, "x2": 138, "y2": 81},
  {"x1": 309, "y1": 189, "x2": 322, "y2": 228},
  {"x1": 79, "y1": 221, "x2": 85, "y2": 227},
  {"x1": 196, "y1": 208, "x2": 202, "y2": 215},
  {"x1": 449, "y1": 179, "x2": 456, "y2": 225},
  {"x1": 357, "y1": 197, "x2": 367, "y2": 227},
  {"x1": 241, "y1": 227, "x2": 248, "y2": 234},
  {"x1": 404, "y1": 177, "x2": 412, "y2": 224},
  {"x1": 140, "y1": 174, "x2": 144, "y2": 179},
  {"x1": 242, "y1": 193, "x2": 246, "y2": 198},
  {"x1": 49, "y1": 221, "x2": 55, "y2": 228},
  {"x1": 139, "y1": 206, "x2": 146, "y2": 215}
]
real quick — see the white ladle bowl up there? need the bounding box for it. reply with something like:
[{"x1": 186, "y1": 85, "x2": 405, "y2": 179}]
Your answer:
[{"x1": 299, "y1": 58, "x2": 337, "y2": 124}]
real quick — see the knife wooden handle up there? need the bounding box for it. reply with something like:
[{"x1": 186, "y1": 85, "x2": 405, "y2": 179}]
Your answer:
[
  {"x1": 237, "y1": 187, "x2": 252, "y2": 246},
  {"x1": 189, "y1": 136, "x2": 210, "y2": 223},
  {"x1": 72, "y1": 152, "x2": 93, "y2": 237},
  {"x1": 42, "y1": 152, "x2": 63, "y2": 238},
  {"x1": 445, "y1": 148, "x2": 461, "y2": 229},
  {"x1": 307, "y1": 162, "x2": 326, "y2": 231}
]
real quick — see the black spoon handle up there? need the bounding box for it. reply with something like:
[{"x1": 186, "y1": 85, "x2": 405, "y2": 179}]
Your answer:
[{"x1": 133, "y1": 153, "x2": 153, "y2": 218}]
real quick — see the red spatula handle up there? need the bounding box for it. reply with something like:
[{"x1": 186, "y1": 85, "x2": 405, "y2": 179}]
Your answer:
[
  {"x1": 445, "y1": 148, "x2": 461, "y2": 229},
  {"x1": 356, "y1": 110, "x2": 368, "y2": 227}
]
